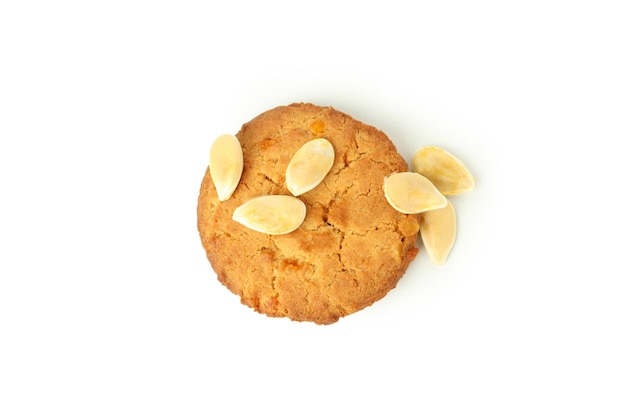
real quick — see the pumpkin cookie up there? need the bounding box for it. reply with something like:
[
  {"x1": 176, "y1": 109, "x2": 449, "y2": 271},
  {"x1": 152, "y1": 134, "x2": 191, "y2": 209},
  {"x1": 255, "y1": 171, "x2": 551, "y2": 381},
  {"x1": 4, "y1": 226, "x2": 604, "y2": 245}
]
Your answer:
[{"x1": 197, "y1": 103, "x2": 420, "y2": 324}]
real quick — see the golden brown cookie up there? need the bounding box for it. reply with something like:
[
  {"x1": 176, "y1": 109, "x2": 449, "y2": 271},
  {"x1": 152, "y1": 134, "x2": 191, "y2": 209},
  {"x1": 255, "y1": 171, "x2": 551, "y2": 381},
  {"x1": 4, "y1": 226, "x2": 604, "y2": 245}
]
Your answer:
[{"x1": 197, "y1": 103, "x2": 420, "y2": 324}]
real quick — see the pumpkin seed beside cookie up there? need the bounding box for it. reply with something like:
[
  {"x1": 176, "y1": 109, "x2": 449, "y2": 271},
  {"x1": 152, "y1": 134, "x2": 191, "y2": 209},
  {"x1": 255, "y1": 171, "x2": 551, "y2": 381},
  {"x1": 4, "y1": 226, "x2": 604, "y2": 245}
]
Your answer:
[{"x1": 411, "y1": 146, "x2": 475, "y2": 196}]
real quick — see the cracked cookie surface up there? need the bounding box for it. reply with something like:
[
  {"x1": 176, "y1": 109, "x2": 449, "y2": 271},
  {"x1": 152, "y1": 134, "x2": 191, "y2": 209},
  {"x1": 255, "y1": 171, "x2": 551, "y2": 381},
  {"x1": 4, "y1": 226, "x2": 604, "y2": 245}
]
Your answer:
[{"x1": 197, "y1": 103, "x2": 419, "y2": 324}]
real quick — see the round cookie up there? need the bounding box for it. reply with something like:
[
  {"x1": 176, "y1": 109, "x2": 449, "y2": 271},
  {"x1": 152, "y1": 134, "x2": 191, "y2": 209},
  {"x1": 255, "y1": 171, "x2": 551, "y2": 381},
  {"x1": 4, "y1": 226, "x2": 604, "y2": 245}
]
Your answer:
[{"x1": 197, "y1": 103, "x2": 420, "y2": 324}]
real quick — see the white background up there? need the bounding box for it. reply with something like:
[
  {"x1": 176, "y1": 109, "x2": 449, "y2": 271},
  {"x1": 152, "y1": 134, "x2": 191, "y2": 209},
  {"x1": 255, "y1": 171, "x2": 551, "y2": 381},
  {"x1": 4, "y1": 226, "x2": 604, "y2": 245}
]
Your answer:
[{"x1": 1, "y1": 1, "x2": 625, "y2": 416}]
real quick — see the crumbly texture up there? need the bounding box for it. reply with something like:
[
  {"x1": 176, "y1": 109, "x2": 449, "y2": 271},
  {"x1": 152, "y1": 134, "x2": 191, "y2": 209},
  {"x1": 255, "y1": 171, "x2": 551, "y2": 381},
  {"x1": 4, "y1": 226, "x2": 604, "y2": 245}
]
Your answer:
[{"x1": 197, "y1": 103, "x2": 419, "y2": 324}]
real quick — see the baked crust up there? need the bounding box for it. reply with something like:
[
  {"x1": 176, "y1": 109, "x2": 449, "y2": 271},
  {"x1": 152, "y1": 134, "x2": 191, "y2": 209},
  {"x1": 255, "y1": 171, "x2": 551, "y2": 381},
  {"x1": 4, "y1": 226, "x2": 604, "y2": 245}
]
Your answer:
[{"x1": 198, "y1": 103, "x2": 419, "y2": 324}]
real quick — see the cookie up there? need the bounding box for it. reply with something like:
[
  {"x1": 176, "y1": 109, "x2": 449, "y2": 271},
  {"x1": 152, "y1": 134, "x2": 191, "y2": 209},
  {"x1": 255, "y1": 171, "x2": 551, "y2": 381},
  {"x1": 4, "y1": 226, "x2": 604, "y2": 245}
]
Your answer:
[{"x1": 197, "y1": 103, "x2": 420, "y2": 324}]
